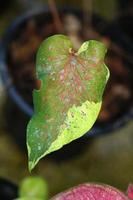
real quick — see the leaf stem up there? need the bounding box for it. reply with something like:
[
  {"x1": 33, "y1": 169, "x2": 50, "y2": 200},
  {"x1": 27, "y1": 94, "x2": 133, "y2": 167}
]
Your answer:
[
  {"x1": 83, "y1": 0, "x2": 93, "y2": 29},
  {"x1": 48, "y1": 0, "x2": 64, "y2": 33}
]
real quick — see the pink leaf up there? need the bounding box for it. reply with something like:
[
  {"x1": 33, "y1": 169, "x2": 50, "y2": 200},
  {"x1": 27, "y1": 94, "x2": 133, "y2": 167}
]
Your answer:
[
  {"x1": 127, "y1": 184, "x2": 133, "y2": 199},
  {"x1": 51, "y1": 183, "x2": 129, "y2": 200}
]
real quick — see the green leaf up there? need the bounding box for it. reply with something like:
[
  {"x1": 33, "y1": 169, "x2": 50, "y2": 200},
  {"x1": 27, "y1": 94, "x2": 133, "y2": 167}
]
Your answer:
[
  {"x1": 27, "y1": 34, "x2": 109, "y2": 171},
  {"x1": 19, "y1": 176, "x2": 48, "y2": 200}
]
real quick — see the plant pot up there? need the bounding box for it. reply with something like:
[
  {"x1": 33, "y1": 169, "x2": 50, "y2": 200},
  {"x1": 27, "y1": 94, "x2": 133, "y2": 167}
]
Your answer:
[
  {"x1": 114, "y1": 11, "x2": 133, "y2": 46},
  {"x1": 0, "y1": 6, "x2": 133, "y2": 152},
  {"x1": 0, "y1": 177, "x2": 18, "y2": 200}
]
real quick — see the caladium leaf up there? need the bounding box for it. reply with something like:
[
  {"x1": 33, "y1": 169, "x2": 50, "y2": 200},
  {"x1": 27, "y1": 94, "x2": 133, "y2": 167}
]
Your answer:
[
  {"x1": 27, "y1": 34, "x2": 109, "y2": 171},
  {"x1": 127, "y1": 184, "x2": 133, "y2": 199},
  {"x1": 50, "y1": 183, "x2": 129, "y2": 200}
]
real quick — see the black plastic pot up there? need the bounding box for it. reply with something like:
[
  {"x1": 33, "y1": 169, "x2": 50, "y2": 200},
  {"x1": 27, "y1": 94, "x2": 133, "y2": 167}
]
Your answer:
[
  {"x1": 0, "y1": 177, "x2": 18, "y2": 200},
  {"x1": 0, "y1": 6, "x2": 133, "y2": 152},
  {"x1": 114, "y1": 13, "x2": 133, "y2": 46}
]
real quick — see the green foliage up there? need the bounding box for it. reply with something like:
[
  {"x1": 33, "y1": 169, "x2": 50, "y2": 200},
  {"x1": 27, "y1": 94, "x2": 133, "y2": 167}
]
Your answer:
[
  {"x1": 27, "y1": 34, "x2": 109, "y2": 171},
  {"x1": 18, "y1": 176, "x2": 48, "y2": 200}
]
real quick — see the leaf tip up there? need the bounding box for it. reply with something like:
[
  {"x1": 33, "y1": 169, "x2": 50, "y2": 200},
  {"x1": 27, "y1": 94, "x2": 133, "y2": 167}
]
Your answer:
[
  {"x1": 27, "y1": 146, "x2": 37, "y2": 172},
  {"x1": 28, "y1": 160, "x2": 36, "y2": 172}
]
